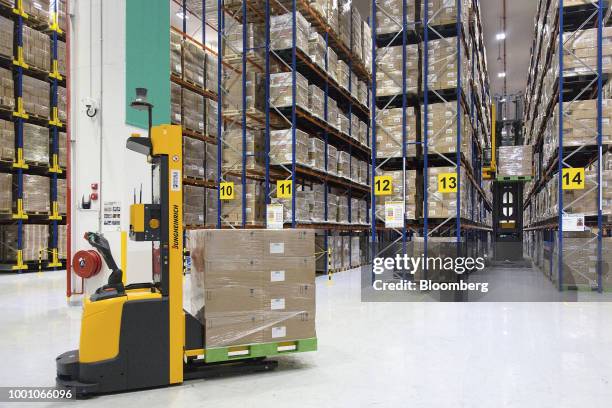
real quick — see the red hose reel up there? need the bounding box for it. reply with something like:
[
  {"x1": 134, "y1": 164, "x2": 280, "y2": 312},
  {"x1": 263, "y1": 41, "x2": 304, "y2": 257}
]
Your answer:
[{"x1": 72, "y1": 250, "x2": 102, "y2": 279}]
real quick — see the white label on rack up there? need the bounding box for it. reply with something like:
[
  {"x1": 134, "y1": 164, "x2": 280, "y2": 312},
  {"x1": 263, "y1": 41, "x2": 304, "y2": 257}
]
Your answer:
[
  {"x1": 385, "y1": 201, "x2": 404, "y2": 229},
  {"x1": 271, "y1": 326, "x2": 286, "y2": 338},
  {"x1": 270, "y1": 242, "x2": 285, "y2": 254},
  {"x1": 271, "y1": 270, "x2": 285, "y2": 282},
  {"x1": 267, "y1": 204, "x2": 284, "y2": 230},
  {"x1": 563, "y1": 213, "x2": 585, "y2": 232},
  {"x1": 271, "y1": 298, "x2": 285, "y2": 310}
]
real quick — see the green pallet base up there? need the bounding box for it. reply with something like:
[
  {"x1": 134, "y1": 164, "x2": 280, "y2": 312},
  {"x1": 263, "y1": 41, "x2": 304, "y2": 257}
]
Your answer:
[{"x1": 204, "y1": 337, "x2": 317, "y2": 363}]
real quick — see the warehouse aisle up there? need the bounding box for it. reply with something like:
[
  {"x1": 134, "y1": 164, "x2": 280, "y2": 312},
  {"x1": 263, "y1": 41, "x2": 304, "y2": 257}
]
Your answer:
[{"x1": 2, "y1": 270, "x2": 612, "y2": 407}]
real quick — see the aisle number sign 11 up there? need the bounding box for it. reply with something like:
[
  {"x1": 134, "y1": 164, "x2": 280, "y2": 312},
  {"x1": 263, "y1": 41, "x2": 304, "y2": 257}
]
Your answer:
[
  {"x1": 562, "y1": 168, "x2": 585, "y2": 190},
  {"x1": 220, "y1": 182, "x2": 234, "y2": 200},
  {"x1": 277, "y1": 180, "x2": 292, "y2": 198},
  {"x1": 374, "y1": 176, "x2": 393, "y2": 196},
  {"x1": 438, "y1": 173, "x2": 458, "y2": 193}
]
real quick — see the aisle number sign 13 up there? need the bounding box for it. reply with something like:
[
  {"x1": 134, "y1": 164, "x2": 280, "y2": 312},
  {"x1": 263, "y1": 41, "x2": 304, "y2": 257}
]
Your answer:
[
  {"x1": 277, "y1": 180, "x2": 292, "y2": 198},
  {"x1": 438, "y1": 173, "x2": 458, "y2": 193},
  {"x1": 562, "y1": 168, "x2": 585, "y2": 190},
  {"x1": 374, "y1": 176, "x2": 393, "y2": 196},
  {"x1": 220, "y1": 182, "x2": 235, "y2": 200}
]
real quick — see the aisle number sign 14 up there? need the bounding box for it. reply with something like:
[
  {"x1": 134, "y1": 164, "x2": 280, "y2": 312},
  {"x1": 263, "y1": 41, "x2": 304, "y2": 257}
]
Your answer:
[
  {"x1": 277, "y1": 180, "x2": 292, "y2": 198},
  {"x1": 220, "y1": 182, "x2": 234, "y2": 200},
  {"x1": 438, "y1": 173, "x2": 458, "y2": 193},
  {"x1": 562, "y1": 168, "x2": 585, "y2": 190},
  {"x1": 374, "y1": 176, "x2": 393, "y2": 196}
]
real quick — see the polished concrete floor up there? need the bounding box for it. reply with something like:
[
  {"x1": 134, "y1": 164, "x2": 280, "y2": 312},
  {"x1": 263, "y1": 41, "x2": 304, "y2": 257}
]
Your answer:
[{"x1": 2, "y1": 266, "x2": 612, "y2": 407}]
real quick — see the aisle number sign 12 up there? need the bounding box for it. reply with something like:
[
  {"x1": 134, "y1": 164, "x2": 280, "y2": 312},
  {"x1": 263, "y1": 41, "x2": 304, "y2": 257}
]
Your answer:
[
  {"x1": 277, "y1": 180, "x2": 292, "y2": 198},
  {"x1": 374, "y1": 176, "x2": 393, "y2": 196},
  {"x1": 438, "y1": 173, "x2": 458, "y2": 193},
  {"x1": 562, "y1": 168, "x2": 585, "y2": 190},
  {"x1": 220, "y1": 182, "x2": 235, "y2": 200}
]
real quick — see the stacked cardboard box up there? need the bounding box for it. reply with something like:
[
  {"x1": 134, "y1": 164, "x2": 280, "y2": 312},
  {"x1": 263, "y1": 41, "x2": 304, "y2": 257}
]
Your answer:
[
  {"x1": 327, "y1": 144, "x2": 338, "y2": 175},
  {"x1": 221, "y1": 177, "x2": 265, "y2": 225},
  {"x1": 188, "y1": 229, "x2": 315, "y2": 347},
  {"x1": 22, "y1": 25, "x2": 50, "y2": 71},
  {"x1": 23, "y1": 174, "x2": 49, "y2": 213},
  {"x1": 0, "y1": 224, "x2": 48, "y2": 262},
  {"x1": 338, "y1": 0, "x2": 351, "y2": 49},
  {"x1": 309, "y1": 137, "x2": 325, "y2": 171},
  {"x1": 337, "y1": 60, "x2": 350, "y2": 90},
  {"x1": 309, "y1": 85, "x2": 325, "y2": 120},
  {"x1": 23, "y1": 123, "x2": 49, "y2": 164},
  {"x1": 328, "y1": 98, "x2": 339, "y2": 128},
  {"x1": 0, "y1": 16, "x2": 12, "y2": 58},
  {"x1": 182, "y1": 89, "x2": 205, "y2": 133},
  {"x1": 423, "y1": 102, "x2": 471, "y2": 156},
  {"x1": 184, "y1": 185, "x2": 206, "y2": 226},
  {"x1": 559, "y1": 27, "x2": 612, "y2": 76},
  {"x1": 183, "y1": 137, "x2": 206, "y2": 179},
  {"x1": 426, "y1": 38, "x2": 469, "y2": 91},
  {"x1": 270, "y1": 72, "x2": 309, "y2": 109},
  {"x1": 422, "y1": 0, "x2": 470, "y2": 27},
  {"x1": 0, "y1": 68, "x2": 14, "y2": 110},
  {"x1": 337, "y1": 194, "x2": 348, "y2": 223},
  {"x1": 426, "y1": 166, "x2": 469, "y2": 219},
  {"x1": 552, "y1": 233, "x2": 612, "y2": 289},
  {"x1": 350, "y1": 236, "x2": 360, "y2": 267},
  {"x1": 205, "y1": 142, "x2": 217, "y2": 181},
  {"x1": 351, "y1": 6, "x2": 362, "y2": 61},
  {"x1": 222, "y1": 128, "x2": 264, "y2": 172},
  {"x1": 309, "y1": 31, "x2": 326, "y2": 71},
  {"x1": 310, "y1": 183, "x2": 326, "y2": 222},
  {"x1": 375, "y1": 170, "x2": 418, "y2": 220},
  {"x1": 225, "y1": 22, "x2": 265, "y2": 61},
  {"x1": 362, "y1": 21, "x2": 372, "y2": 74},
  {"x1": 56, "y1": 178, "x2": 66, "y2": 214},
  {"x1": 171, "y1": 83, "x2": 181, "y2": 124},
  {"x1": 224, "y1": 71, "x2": 264, "y2": 113},
  {"x1": 498, "y1": 146, "x2": 533, "y2": 178},
  {"x1": 22, "y1": 0, "x2": 50, "y2": 23},
  {"x1": 337, "y1": 151, "x2": 350, "y2": 178},
  {"x1": 272, "y1": 187, "x2": 311, "y2": 223},
  {"x1": 328, "y1": 47, "x2": 338, "y2": 83},
  {"x1": 0, "y1": 119, "x2": 14, "y2": 161},
  {"x1": 183, "y1": 38, "x2": 206, "y2": 88},
  {"x1": 0, "y1": 173, "x2": 10, "y2": 213},
  {"x1": 205, "y1": 188, "x2": 218, "y2": 226},
  {"x1": 547, "y1": 168, "x2": 612, "y2": 216},
  {"x1": 270, "y1": 128, "x2": 309, "y2": 166},
  {"x1": 376, "y1": 107, "x2": 418, "y2": 158},
  {"x1": 327, "y1": 193, "x2": 338, "y2": 222},
  {"x1": 271, "y1": 12, "x2": 310, "y2": 53},
  {"x1": 170, "y1": 30, "x2": 182, "y2": 77},
  {"x1": 205, "y1": 99, "x2": 218, "y2": 137},
  {"x1": 552, "y1": 99, "x2": 612, "y2": 147},
  {"x1": 23, "y1": 75, "x2": 50, "y2": 118},
  {"x1": 338, "y1": 112, "x2": 349, "y2": 135},
  {"x1": 376, "y1": 0, "x2": 416, "y2": 34},
  {"x1": 376, "y1": 45, "x2": 419, "y2": 96},
  {"x1": 58, "y1": 224, "x2": 67, "y2": 259}
]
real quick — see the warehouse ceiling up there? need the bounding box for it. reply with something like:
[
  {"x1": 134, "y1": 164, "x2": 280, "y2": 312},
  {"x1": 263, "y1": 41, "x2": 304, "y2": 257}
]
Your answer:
[{"x1": 479, "y1": 0, "x2": 538, "y2": 100}]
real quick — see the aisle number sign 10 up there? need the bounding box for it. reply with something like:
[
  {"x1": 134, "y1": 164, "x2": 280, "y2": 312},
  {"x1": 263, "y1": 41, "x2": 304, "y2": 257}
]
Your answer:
[
  {"x1": 438, "y1": 173, "x2": 458, "y2": 193},
  {"x1": 374, "y1": 176, "x2": 393, "y2": 196},
  {"x1": 277, "y1": 180, "x2": 292, "y2": 198},
  {"x1": 562, "y1": 168, "x2": 585, "y2": 190},
  {"x1": 220, "y1": 182, "x2": 235, "y2": 200}
]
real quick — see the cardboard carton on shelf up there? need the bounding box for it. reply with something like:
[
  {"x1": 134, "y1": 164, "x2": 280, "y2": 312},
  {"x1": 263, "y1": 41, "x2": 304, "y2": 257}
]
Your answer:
[
  {"x1": 184, "y1": 185, "x2": 206, "y2": 227},
  {"x1": 270, "y1": 128, "x2": 310, "y2": 166}
]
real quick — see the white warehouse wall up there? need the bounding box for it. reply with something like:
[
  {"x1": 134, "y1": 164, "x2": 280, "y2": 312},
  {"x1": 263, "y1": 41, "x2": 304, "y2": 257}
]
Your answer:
[{"x1": 70, "y1": 0, "x2": 153, "y2": 295}]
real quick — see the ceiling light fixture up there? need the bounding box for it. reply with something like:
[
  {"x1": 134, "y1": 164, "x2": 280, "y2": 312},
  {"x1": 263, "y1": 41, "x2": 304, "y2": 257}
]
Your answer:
[
  {"x1": 176, "y1": 11, "x2": 189, "y2": 19},
  {"x1": 498, "y1": 72, "x2": 506, "y2": 78},
  {"x1": 496, "y1": 32, "x2": 506, "y2": 41}
]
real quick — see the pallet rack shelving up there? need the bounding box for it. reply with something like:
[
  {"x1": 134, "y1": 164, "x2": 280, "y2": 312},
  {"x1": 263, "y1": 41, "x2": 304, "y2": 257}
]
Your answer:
[
  {"x1": 0, "y1": 0, "x2": 68, "y2": 272},
  {"x1": 523, "y1": 0, "x2": 610, "y2": 292}
]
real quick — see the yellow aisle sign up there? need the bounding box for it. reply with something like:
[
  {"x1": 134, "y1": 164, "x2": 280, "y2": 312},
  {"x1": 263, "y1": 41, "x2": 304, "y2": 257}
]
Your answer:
[
  {"x1": 374, "y1": 176, "x2": 393, "y2": 196},
  {"x1": 277, "y1": 180, "x2": 292, "y2": 198},
  {"x1": 220, "y1": 182, "x2": 235, "y2": 200},
  {"x1": 438, "y1": 173, "x2": 458, "y2": 193},
  {"x1": 562, "y1": 168, "x2": 585, "y2": 190}
]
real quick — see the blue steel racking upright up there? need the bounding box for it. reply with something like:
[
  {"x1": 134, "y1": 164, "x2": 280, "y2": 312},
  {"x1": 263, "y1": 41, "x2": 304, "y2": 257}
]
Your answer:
[
  {"x1": 523, "y1": 0, "x2": 608, "y2": 292},
  {"x1": 0, "y1": 0, "x2": 68, "y2": 272}
]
